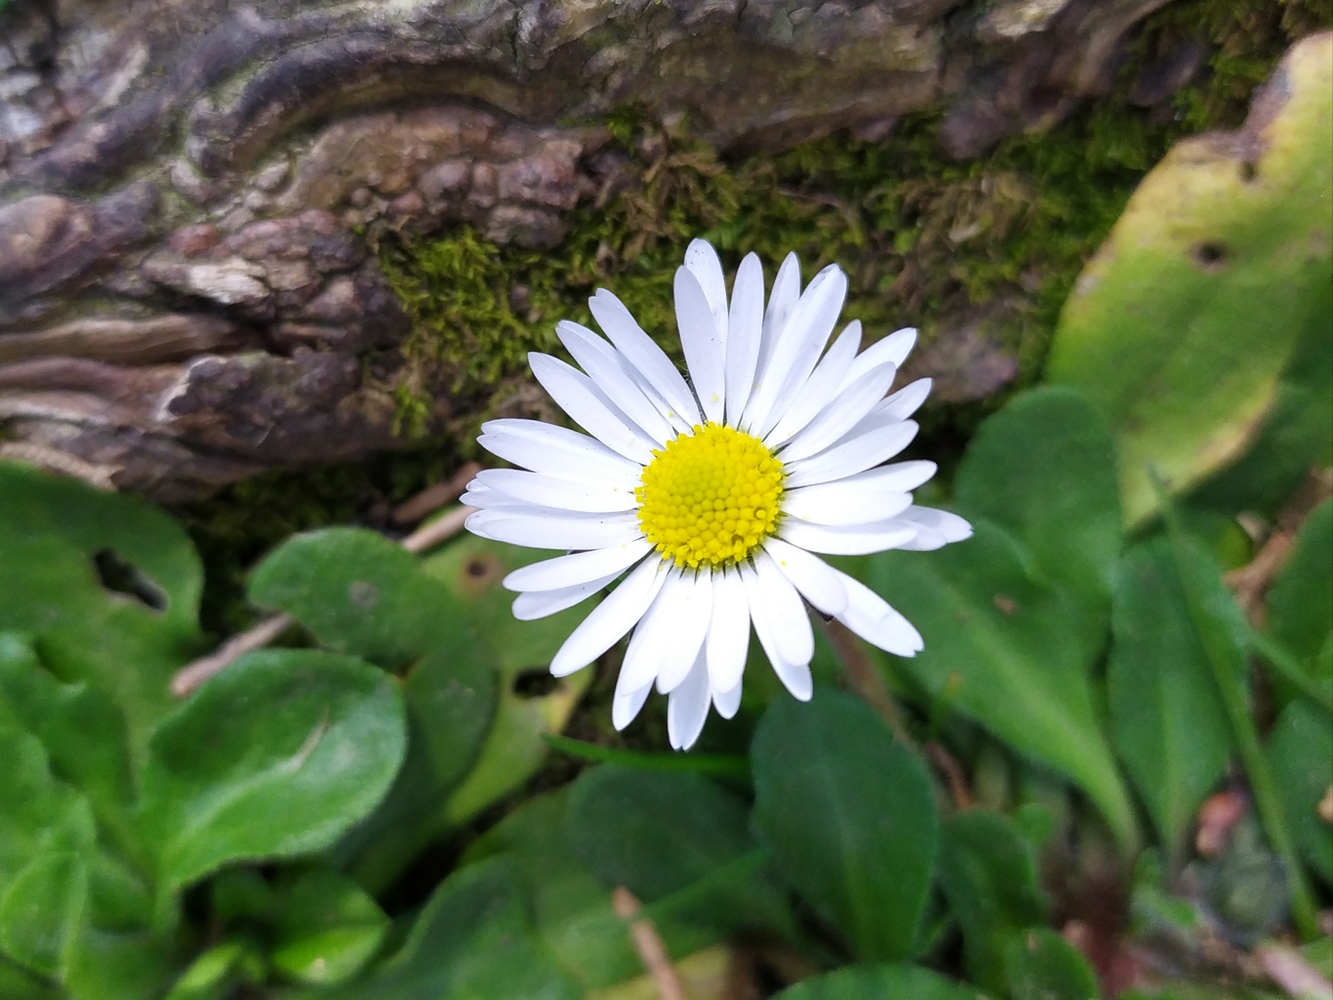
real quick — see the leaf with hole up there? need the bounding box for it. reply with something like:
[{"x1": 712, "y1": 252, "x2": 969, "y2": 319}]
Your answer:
[
  {"x1": 751, "y1": 691, "x2": 937, "y2": 961},
  {"x1": 138, "y1": 650, "x2": 406, "y2": 890},
  {"x1": 0, "y1": 463, "x2": 206, "y2": 759},
  {"x1": 1046, "y1": 35, "x2": 1333, "y2": 525}
]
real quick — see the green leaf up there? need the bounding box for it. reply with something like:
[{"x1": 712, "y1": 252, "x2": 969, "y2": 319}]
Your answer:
[
  {"x1": 1266, "y1": 499, "x2": 1333, "y2": 706},
  {"x1": 567, "y1": 766, "x2": 755, "y2": 902},
  {"x1": 249, "y1": 527, "x2": 459, "y2": 666},
  {"x1": 542, "y1": 734, "x2": 749, "y2": 777},
  {"x1": 1004, "y1": 928, "x2": 1101, "y2": 1000},
  {"x1": 1046, "y1": 36, "x2": 1333, "y2": 526},
  {"x1": 751, "y1": 691, "x2": 937, "y2": 961},
  {"x1": 772, "y1": 963, "x2": 992, "y2": 1000},
  {"x1": 421, "y1": 536, "x2": 592, "y2": 826},
  {"x1": 0, "y1": 463, "x2": 206, "y2": 761},
  {"x1": 0, "y1": 725, "x2": 95, "y2": 897},
  {"x1": 1267, "y1": 702, "x2": 1333, "y2": 886},
  {"x1": 316, "y1": 858, "x2": 578, "y2": 1000},
  {"x1": 0, "y1": 956, "x2": 61, "y2": 1000},
  {"x1": 269, "y1": 868, "x2": 389, "y2": 985},
  {"x1": 0, "y1": 852, "x2": 87, "y2": 979},
  {"x1": 63, "y1": 928, "x2": 175, "y2": 1000},
  {"x1": 1107, "y1": 540, "x2": 1235, "y2": 859},
  {"x1": 0, "y1": 634, "x2": 137, "y2": 856},
  {"x1": 864, "y1": 520, "x2": 1137, "y2": 852},
  {"x1": 163, "y1": 939, "x2": 263, "y2": 1000},
  {"x1": 954, "y1": 387, "x2": 1121, "y2": 649},
  {"x1": 139, "y1": 650, "x2": 406, "y2": 889},
  {"x1": 937, "y1": 811, "x2": 1049, "y2": 993}
]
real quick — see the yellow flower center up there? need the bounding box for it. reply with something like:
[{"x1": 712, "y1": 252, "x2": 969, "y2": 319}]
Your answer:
[{"x1": 636, "y1": 424, "x2": 785, "y2": 569}]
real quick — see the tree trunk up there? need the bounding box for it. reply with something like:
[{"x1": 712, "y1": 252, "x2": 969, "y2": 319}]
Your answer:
[{"x1": 1, "y1": 0, "x2": 1185, "y2": 499}]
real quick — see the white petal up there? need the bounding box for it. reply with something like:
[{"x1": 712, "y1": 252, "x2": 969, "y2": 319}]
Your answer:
[
  {"x1": 761, "y1": 537, "x2": 847, "y2": 616},
  {"x1": 684, "y1": 239, "x2": 729, "y2": 346},
  {"x1": 771, "y1": 656, "x2": 813, "y2": 701},
  {"x1": 618, "y1": 568, "x2": 708, "y2": 694},
  {"x1": 724, "y1": 253, "x2": 764, "y2": 424},
  {"x1": 778, "y1": 517, "x2": 917, "y2": 556},
  {"x1": 712, "y1": 679, "x2": 743, "y2": 720},
  {"x1": 465, "y1": 509, "x2": 642, "y2": 550},
  {"x1": 744, "y1": 553, "x2": 814, "y2": 668},
  {"x1": 744, "y1": 265, "x2": 847, "y2": 437},
  {"x1": 612, "y1": 672, "x2": 654, "y2": 731},
  {"x1": 479, "y1": 420, "x2": 643, "y2": 486},
  {"x1": 784, "y1": 420, "x2": 919, "y2": 489},
  {"x1": 838, "y1": 327, "x2": 917, "y2": 391},
  {"x1": 834, "y1": 569, "x2": 923, "y2": 656},
  {"x1": 815, "y1": 460, "x2": 937, "y2": 493},
  {"x1": 503, "y1": 539, "x2": 653, "y2": 592},
  {"x1": 655, "y1": 570, "x2": 714, "y2": 694},
  {"x1": 877, "y1": 378, "x2": 932, "y2": 421},
  {"x1": 893, "y1": 506, "x2": 974, "y2": 551},
  {"x1": 529, "y1": 353, "x2": 657, "y2": 464},
  {"x1": 476, "y1": 468, "x2": 639, "y2": 513},
  {"x1": 763, "y1": 320, "x2": 862, "y2": 448},
  {"x1": 460, "y1": 484, "x2": 526, "y2": 510},
  {"x1": 556, "y1": 321, "x2": 675, "y2": 443},
  {"x1": 551, "y1": 555, "x2": 667, "y2": 677},
  {"x1": 512, "y1": 570, "x2": 625, "y2": 620},
  {"x1": 667, "y1": 648, "x2": 712, "y2": 750},
  {"x1": 590, "y1": 289, "x2": 701, "y2": 427},
  {"x1": 741, "y1": 252, "x2": 800, "y2": 432},
  {"x1": 705, "y1": 565, "x2": 750, "y2": 695},
  {"x1": 781, "y1": 483, "x2": 913, "y2": 525},
  {"x1": 778, "y1": 360, "x2": 898, "y2": 464},
  {"x1": 675, "y1": 267, "x2": 725, "y2": 425}
]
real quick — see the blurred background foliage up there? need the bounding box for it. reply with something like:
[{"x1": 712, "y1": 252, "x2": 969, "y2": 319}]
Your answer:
[{"x1": 0, "y1": 18, "x2": 1330, "y2": 1000}]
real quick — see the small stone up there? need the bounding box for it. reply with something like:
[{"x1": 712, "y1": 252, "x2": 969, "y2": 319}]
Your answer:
[
  {"x1": 389, "y1": 190, "x2": 425, "y2": 216},
  {"x1": 349, "y1": 187, "x2": 373, "y2": 208},
  {"x1": 470, "y1": 162, "x2": 498, "y2": 208},
  {"x1": 418, "y1": 159, "x2": 470, "y2": 200},
  {"x1": 169, "y1": 223, "x2": 221, "y2": 258},
  {"x1": 243, "y1": 191, "x2": 269, "y2": 211},
  {"x1": 254, "y1": 160, "x2": 290, "y2": 192}
]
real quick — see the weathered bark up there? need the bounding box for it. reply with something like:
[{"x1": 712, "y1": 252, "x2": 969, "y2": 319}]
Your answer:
[{"x1": 0, "y1": 0, "x2": 1182, "y2": 499}]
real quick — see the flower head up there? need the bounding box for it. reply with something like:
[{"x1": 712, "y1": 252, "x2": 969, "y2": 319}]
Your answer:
[{"x1": 463, "y1": 240, "x2": 971, "y2": 749}]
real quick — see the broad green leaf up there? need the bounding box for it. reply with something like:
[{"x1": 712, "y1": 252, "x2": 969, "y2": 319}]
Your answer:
[
  {"x1": 1004, "y1": 928, "x2": 1100, "y2": 1000},
  {"x1": 543, "y1": 734, "x2": 749, "y2": 777},
  {"x1": 0, "y1": 725, "x2": 95, "y2": 897},
  {"x1": 1107, "y1": 540, "x2": 1234, "y2": 859},
  {"x1": 1267, "y1": 702, "x2": 1333, "y2": 885},
  {"x1": 422, "y1": 536, "x2": 591, "y2": 826},
  {"x1": 269, "y1": 868, "x2": 389, "y2": 985},
  {"x1": 0, "y1": 956, "x2": 60, "y2": 1000},
  {"x1": 773, "y1": 963, "x2": 991, "y2": 1000},
  {"x1": 139, "y1": 650, "x2": 406, "y2": 889},
  {"x1": 1266, "y1": 500, "x2": 1333, "y2": 705},
  {"x1": 248, "y1": 527, "x2": 458, "y2": 666},
  {"x1": 0, "y1": 634, "x2": 137, "y2": 857},
  {"x1": 335, "y1": 646, "x2": 497, "y2": 892},
  {"x1": 0, "y1": 852, "x2": 87, "y2": 979},
  {"x1": 0, "y1": 462, "x2": 206, "y2": 760},
  {"x1": 1191, "y1": 286, "x2": 1333, "y2": 516},
  {"x1": 315, "y1": 857, "x2": 579, "y2": 1000},
  {"x1": 751, "y1": 691, "x2": 936, "y2": 961},
  {"x1": 1046, "y1": 35, "x2": 1333, "y2": 525},
  {"x1": 64, "y1": 928, "x2": 175, "y2": 1000},
  {"x1": 864, "y1": 520, "x2": 1137, "y2": 851},
  {"x1": 937, "y1": 811, "x2": 1049, "y2": 992},
  {"x1": 954, "y1": 387, "x2": 1121, "y2": 650},
  {"x1": 567, "y1": 766, "x2": 754, "y2": 902}
]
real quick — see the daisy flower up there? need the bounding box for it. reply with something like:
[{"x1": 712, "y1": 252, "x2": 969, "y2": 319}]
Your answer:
[{"x1": 463, "y1": 239, "x2": 971, "y2": 750}]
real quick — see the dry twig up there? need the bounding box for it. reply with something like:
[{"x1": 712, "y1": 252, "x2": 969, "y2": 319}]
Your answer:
[
  {"x1": 171, "y1": 502, "x2": 475, "y2": 697},
  {"x1": 391, "y1": 461, "x2": 480, "y2": 525},
  {"x1": 613, "y1": 887, "x2": 687, "y2": 1000}
]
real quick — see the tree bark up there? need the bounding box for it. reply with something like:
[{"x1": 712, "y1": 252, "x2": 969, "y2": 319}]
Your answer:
[{"x1": 0, "y1": 0, "x2": 1180, "y2": 499}]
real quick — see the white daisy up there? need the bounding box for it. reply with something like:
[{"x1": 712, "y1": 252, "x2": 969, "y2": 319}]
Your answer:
[{"x1": 463, "y1": 239, "x2": 971, "y2": 750}]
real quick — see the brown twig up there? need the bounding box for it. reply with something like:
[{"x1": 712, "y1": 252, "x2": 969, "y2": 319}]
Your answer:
[
  {"x1": 1225, "y1": 469, "x2": 1333, "y2": 623},
  {"x1": 613, "y1": 887, "x2": 687, "y2": 1000},
  {"x1": 391, "y1": 461, "x2": 480, "y2": 525},
  {"x1": 171, "y1": 503, "x2": 474, "y2": 697},
  {"x1": 0, "y1": 443, "x2": 119, "y2": 491},
  {"x1": 822, "y1": 618, "x2": 914, "y2": 746},
  {"x1": 1256, "y1": 944, "x2": 1333, "y2": 999},
  {"x1": 924, "y1": 741, "x2": 974, "y2": 810}
]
